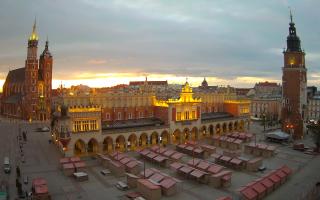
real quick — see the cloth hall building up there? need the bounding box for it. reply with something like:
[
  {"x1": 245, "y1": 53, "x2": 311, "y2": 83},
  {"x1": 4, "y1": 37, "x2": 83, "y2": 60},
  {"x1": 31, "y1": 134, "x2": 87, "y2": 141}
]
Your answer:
[{"x1": 52, "y1": 81, "x2": 251, "y2": 157}]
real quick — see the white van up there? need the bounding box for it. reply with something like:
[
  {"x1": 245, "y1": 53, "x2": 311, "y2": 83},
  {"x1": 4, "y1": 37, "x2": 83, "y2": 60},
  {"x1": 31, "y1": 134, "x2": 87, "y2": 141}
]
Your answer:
[{"x1": 3, "y1": 157, "x2": 10, "y2": 173}]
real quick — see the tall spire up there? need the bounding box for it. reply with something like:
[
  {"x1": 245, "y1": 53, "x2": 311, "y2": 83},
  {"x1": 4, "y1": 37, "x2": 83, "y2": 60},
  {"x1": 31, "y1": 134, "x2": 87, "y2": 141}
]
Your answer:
[
  {"x1": 286, "y1": 8, "x2": 301, "y2": 52},
  {"x1": 289, "y1": 7, "x2": 293, "y2": 24},
  {"x1": 29, "y1": 17, "x2": 38, "y2": 41},
  {"x1": 45, "y1": 35, "x2": 49, "y2": 50}
]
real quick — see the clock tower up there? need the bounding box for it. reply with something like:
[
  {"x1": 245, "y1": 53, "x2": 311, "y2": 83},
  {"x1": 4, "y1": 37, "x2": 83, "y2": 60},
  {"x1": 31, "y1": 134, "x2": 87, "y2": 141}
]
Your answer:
[{"x1": 281, "y1": 11, "x2": 307, "y2": 139}]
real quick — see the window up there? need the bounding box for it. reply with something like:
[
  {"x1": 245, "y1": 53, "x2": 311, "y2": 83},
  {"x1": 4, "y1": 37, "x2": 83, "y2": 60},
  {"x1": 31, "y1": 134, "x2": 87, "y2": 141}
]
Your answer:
[
  {"x1": 105, "y1": 113, "x2": 110, "y2": 120},
  {"x1": 117, "y1": 112, "x2": 122, "y2": 120},
  {"x1": 128, "y1": 112, "x2": 132, "y2": 119},
  {"x1": 177, "y1": 112, "x2": 181, "y2": 121},
  {"x1": 192, "y1": 111, "x2": 196, "y2": 119},
  {"x1": 139, "y1": 111, "x2": 143, "y2": 119},
  {"x1": 185, "y1": 111, "x2": 190, "y2": 120}
]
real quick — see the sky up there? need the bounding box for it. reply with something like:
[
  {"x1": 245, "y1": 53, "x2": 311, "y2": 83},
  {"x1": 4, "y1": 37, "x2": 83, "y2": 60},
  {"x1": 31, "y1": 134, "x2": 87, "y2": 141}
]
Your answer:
[{"x1": 0, "y1": 0, "x2": 319, "y2": 89}]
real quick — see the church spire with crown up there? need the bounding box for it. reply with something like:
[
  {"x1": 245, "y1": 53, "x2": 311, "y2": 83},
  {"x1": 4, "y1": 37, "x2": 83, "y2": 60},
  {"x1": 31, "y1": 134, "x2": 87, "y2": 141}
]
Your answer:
[{"x1": 29, "y1": 18, "x2": 38, "y2": 41}]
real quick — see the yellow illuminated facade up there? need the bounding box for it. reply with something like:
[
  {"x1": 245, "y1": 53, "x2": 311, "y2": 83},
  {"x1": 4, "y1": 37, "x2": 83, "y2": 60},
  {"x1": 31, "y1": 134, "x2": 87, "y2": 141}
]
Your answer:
[
  {"x1": 66, "y1": 105, "x2": 101, "y2": 133},
  {"x1": 223, "y1": 100, "x2": 251, "y2": 116}
]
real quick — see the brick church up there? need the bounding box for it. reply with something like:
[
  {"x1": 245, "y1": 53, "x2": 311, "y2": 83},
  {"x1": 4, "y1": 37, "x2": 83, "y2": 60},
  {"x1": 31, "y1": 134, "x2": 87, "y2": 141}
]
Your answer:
[{"x1": 1, "y1": 21, "x2": 52, "y2": 121}]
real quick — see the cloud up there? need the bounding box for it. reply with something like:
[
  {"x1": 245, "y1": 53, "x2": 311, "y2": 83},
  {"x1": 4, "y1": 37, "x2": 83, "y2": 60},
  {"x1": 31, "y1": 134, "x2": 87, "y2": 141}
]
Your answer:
[
  {"x1": 87, "y1": 59, "x2": 107, "y2": 65},
  {"x1": 0, "y1": 0, "x2": 319, "y2": 89}
]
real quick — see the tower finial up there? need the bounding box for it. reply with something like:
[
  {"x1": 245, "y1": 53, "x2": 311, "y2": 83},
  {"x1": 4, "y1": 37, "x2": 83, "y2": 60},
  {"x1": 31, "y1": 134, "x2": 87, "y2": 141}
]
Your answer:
[
  {"x1": 29, "y1": 17, "x2": 39, "y2": 41},
  {"x1": 289, "y1": 7, "x2": 293, "y2": 23},
  {"x1": 33, "y1": 17, "x2": 37, "y2": 33}
]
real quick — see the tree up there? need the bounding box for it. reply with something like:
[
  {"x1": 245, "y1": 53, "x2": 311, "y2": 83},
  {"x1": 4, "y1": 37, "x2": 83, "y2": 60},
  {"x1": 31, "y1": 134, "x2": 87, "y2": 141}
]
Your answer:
[{"x1": 307, "y1": 121, "x2": 320, "y2": 152}]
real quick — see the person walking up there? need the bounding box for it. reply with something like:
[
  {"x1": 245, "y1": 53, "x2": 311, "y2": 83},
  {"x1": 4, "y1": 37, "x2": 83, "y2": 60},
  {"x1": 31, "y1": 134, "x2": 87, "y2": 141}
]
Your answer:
[{"x1": 16, "y1": 166, "x2": 21, "y2": 178}]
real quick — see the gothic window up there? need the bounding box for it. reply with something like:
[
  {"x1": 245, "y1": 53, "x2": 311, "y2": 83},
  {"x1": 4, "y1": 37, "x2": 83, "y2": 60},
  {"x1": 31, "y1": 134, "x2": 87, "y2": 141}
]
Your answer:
[
  {"x1": 117, "y1": 112, "x2": 121, "y2": 120},
  {"x1": 128, "y1": 112, "x2": 132, "y2": 119}
]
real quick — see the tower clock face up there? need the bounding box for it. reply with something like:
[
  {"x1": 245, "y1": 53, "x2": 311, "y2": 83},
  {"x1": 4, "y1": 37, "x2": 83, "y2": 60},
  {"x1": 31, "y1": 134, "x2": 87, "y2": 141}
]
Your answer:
[{"x1": 289, "y1": 57, "x2": 295, "y2": 65}]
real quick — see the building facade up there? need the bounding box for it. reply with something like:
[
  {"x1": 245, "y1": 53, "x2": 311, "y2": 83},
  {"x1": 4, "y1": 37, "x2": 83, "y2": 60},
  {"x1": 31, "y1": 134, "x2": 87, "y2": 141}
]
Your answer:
[
  {"x1": 251, "y1": 98, "x2": 281, "y2": 120},
  {"x1": 1, "y1": 21, "x2": 52, "y2": 121},
  {"x1": 281, "y1": 13, "x2": 307, "y2": 139},
  {"x1": 308, "y1": 96, "x2": 320, "y2": 121},
  {"x1": 52, "y1": 82, "x2": 251, "y2": 157}
]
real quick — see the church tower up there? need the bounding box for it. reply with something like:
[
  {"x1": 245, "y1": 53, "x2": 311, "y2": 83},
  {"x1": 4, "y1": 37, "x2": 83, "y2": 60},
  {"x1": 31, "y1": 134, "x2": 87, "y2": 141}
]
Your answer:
[
  {"x1": 24, "y1": 19, "x2": 39, "y2": 120},
  {"x1": 38, "y1": 38, "x2": 53, "y2": 120},
  {"x1": 281, "y1": 11, "x2": 307, "y2": 139}
]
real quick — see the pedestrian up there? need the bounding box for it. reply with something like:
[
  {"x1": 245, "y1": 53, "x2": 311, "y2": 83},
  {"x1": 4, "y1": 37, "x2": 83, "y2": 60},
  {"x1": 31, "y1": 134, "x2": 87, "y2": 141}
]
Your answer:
[{"x1": 16, "y1": 166, "x2": 21, "y2": 178}]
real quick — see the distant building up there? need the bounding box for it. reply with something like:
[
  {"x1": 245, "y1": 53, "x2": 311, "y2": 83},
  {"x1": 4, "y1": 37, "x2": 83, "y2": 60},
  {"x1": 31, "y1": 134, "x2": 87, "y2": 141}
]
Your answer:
[
  {"x1": 307, "y1": 86, "x2": 317, "y2": 98},
  {"x1": 308, "y1": 96, "x2": 320, "y2": 121},
  {"x1": 1, "y1": 21, "x2": 52, "y2": 121},
  {"x1": 251, "y1": 98, "x2": 281, "y2": 120},
  {"x1": 254, "y1": 81, "x2": 281, "y2": 97},
  {"x1": 281, "y1": 12, "x2": 307, "y2": 139}
]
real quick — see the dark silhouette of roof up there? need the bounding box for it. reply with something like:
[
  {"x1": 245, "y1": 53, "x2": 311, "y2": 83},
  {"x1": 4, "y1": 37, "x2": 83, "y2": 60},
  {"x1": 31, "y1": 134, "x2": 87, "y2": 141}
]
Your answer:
[{"x1": 6, "y1": 68, "x2": 25, "y2": 83}]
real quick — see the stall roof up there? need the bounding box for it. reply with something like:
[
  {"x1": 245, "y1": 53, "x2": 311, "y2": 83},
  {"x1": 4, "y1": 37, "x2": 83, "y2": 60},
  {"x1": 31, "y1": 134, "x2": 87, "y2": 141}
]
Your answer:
[
  {"x1": 220, "y1": 156, "x2": 232, "y2": 162},
  {"x1": 159, "y1": 178, "x2": 176, "y2": 189},
  {"x1": 200, "y1": 144, "x2": 216, "y2": 151},
  {"x1": 207, "y1": 164, "x2": 224, "y2": 174},
  {"x1": 139, "y1": 149, "x2": 151, "y2": 156},
  {"x1": 275, "y1": 170, "x2": 287, "y2": 180},
  {"x1": 251, "y1": 182, "x2": 266, "y2": 194},
  {"x1": 114, "y1": 153, "x2": 127, "y2": 161},
  {"x1": 32, "y1": 178, "x2": 47, "y2": 186},
  {"x1": 74, "y1": 161, "x2": 86, "y2": 168},
  {"x1": 280, "y1": 165, "x2": 292, "y2": 175},
  {"x1": 120, "y1": 157, "x2": 132, "y2": 165},
  {"x1": 60, "y1": 157, "x2": 70, "y2": 164},
  {"x1": 194, "y1": 148, "x2": 204, "y2": 154},
  {"x1": 179, "y1": 166, "x2": 194, "y2": 174},
  {"x1": 197, "y1": 161, "x2": 210, "y2": 170},
  {"x1": 163, "y1": 150, "x2": 176, "y2": 157},
  {"x1": 63, "y1": 163, "x2": 74, "y2": 169},
  {"x1": 70, "y1": 157, "x2": 81, "y2": 163},
  {"x1": 187, "y1": 158, "x2": 201, "y2": 166},
  {"x1": 240, "y1": 187, "x2": 258, "y2": 200},
  {"x1": 170, "y1": 162, "x2": 184, "y2": 170},
  {"x1": 141, "y1": 168, "x2": 155, "y2": 178},
  {"x1": 126, "y1": 160, "x2": 139, "y2": 169},
  {"x1": 149, "y1": 173, "x2": 165, "y2": 183},
  {"x1": 261, "y1": 178, "x2": 274, "y2": 189},
  {"x1": 146, "y1": 152, "x2": 158, "y2": 159},
  {"x1": 171, "y1": 152, "x2": 184, "y2": 160},
  {"x1": 268, "y1": 174, "x2": 281, "y2": 183},
  {"x1": 186, "y1": 146, "x2": 194, "y2": 151},
  {"x1": 35, "y1": 185, "x2": 48, "y2": 194},
  {"x1": 230, "y1": 158, "x2": 242, "y2": 165},
  {"x1": 138, "y1": 179, "x2": 160, "y2": 190},
  {"x1": 190, "y1": 169, "x2": 207, "y2": 178},
  {"x1": 153, "y1": 155, "x2": 167, "y2": 163}
]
